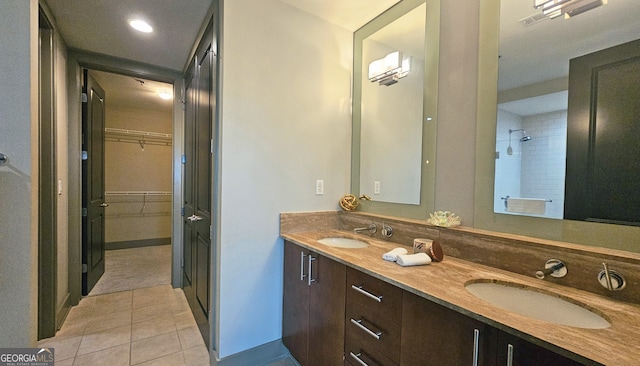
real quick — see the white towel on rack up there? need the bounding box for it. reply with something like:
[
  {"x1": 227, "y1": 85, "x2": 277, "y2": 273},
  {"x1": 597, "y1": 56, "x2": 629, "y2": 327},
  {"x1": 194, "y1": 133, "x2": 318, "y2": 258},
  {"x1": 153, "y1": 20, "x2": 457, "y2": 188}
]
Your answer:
[
  {"x1": 382, "y1": 247, "x2": 408, "y2": 262},
  {"x1": 506, "y1": 197, "x2": 546, "y2": 215},
  {"x1": 396, "y1": 253, "x2": 432, "y2": 267}
]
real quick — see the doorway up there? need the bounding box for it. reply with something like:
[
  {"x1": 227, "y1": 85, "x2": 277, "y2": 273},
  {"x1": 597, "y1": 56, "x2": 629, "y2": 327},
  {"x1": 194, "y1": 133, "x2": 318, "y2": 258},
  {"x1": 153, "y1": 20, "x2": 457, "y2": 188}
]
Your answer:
[{"x1": 82, "y1": 70, "x2": 175, "y2": 296}]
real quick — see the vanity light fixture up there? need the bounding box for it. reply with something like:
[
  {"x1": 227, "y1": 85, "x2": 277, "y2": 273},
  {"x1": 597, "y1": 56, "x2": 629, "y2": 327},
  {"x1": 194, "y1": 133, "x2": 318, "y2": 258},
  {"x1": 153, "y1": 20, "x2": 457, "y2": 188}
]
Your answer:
[
  {"x1": 534, "y1": 0, "x2": 607, "y2": 20},
  {"x1": 128, "y1": 19, "x2": 153, "y2": 33},
  {"x1": 368, "y1": 51, "x2": 411, "y2": 86}
]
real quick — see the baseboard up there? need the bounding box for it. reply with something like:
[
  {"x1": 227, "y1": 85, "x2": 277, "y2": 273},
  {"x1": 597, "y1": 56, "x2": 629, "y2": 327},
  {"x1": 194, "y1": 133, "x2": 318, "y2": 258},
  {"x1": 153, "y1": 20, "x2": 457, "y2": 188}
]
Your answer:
[
  {"x1": 55, "y1": 292, "x2": 71, "y2": 331},
  {"x1": 105, "y1": 237, "x2": 171, "y2": 250},
  {"x1": 211, "y1": 339, "x2": 292, "y2": 366}
]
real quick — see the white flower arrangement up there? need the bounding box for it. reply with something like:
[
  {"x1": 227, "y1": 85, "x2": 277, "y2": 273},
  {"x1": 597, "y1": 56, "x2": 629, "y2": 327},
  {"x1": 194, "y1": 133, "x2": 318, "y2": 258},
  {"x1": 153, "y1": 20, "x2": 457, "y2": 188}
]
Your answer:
[{"x1": 427, "y1": 211, "x2": 461, "y2": 227}]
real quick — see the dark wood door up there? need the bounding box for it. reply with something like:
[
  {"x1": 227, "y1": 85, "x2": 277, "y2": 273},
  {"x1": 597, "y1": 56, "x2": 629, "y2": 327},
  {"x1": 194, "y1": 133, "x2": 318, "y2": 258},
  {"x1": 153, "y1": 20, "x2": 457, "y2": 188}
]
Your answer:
[
  {"x1": 401, "y1": 291, "x2": 495, "y2": 366},
  {"x1": 81, "y1": 70, "x2": 106, "y2": 295},
  {"x1": 282, "y1": 241, "x2": 346, "y2": 366},
  {"x1": 183, "y1": 22, "x2": 215, "y2": 347},
  {"x1": 282, "y1": 241, "x2": 311, "y2": 365},
  {"x1": 183, "y1": 60, "x2": 197, "y2": 319},
  {"x1": 308, "y1": 250, "x2": 346, "y2": 366},
  {"x1": 565, "y1": 39, "x2": 640, "y2": 226}
]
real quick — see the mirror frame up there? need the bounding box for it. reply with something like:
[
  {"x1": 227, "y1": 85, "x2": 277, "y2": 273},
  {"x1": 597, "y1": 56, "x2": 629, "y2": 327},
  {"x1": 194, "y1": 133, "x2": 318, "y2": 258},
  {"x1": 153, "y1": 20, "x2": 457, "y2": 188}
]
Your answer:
[
  {"x1": 474, "y1": 0, "x2": 640, "y2": 254},
  {"x1": 351, "y1": 0, "x2": 440, "y2": 218}
]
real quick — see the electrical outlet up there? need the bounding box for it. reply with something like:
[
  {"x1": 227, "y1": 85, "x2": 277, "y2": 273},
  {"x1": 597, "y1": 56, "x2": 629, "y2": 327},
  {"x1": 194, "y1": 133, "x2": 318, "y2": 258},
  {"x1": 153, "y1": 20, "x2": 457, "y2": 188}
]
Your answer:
[
  {"x1": 316, "y1": 179, "x2": 324, "y2": 195},
  {"x1": 374, "y1": 181, "x2": 381, "y2": 195}
]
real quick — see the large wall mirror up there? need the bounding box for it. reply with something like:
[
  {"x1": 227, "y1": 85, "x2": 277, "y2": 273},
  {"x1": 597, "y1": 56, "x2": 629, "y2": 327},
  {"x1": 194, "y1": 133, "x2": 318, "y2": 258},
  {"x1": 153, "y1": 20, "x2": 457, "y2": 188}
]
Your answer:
[
  {"x1": 493, "y1": 0, "x2": 640, "y2": 221},
  {"x1": 475, "y1": 0, "x2": 640, "y2": 253},
  {"x1": 351, "y1": 0, "x2": 439, "y2": 217}
]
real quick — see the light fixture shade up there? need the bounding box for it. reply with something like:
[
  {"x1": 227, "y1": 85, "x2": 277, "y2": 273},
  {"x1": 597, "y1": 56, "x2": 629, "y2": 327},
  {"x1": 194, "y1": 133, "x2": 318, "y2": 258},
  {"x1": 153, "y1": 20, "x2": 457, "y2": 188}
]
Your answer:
[
  {"x1": 368, "y1": 51, "x2": 411, "y2": 86},
  {"x1": 534, "y1": 0, "x2": 606, "y2": 19}
]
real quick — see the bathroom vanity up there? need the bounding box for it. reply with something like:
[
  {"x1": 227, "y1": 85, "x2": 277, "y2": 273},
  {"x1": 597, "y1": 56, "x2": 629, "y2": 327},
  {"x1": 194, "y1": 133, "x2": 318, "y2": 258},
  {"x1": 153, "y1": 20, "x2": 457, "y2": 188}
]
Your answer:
[{"x1": 280, "y1": 211, "x2": 640, "y2": 365}]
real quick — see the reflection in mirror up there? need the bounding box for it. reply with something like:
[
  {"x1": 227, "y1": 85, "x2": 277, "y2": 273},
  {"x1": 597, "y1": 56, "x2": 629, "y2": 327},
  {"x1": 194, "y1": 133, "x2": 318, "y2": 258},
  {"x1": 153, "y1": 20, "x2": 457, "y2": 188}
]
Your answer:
[
  {"x1": 359, "y1": 4, "x2": 426, "y2": 205},
  {"x1": 493, "y1": 0, "x2": 640, "y2": 219}
]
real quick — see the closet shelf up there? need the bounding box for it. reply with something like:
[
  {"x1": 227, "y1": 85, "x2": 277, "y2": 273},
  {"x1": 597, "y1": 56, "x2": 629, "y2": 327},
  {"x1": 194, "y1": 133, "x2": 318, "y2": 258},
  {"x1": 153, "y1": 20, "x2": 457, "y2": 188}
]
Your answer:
[
  {"x1": 105, "y1": 191, "x2": 172, "y2": 203},
  {"x1": 104, "y1": 128, "x2": 172, "y2": 147},
  {"x1": 105, "y1": 191, "x2": 172, "y2": 196}
]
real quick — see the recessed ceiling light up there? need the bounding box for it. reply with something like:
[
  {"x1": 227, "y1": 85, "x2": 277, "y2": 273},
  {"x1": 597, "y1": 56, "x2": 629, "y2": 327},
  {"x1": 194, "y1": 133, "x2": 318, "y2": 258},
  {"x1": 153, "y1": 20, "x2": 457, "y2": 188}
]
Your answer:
[
  {"x1": 128, "y1": 19, "x2": 153, "y2": 33},
  {"x1": 158, "y1": 92, "x2": 172, "y2": 100}
]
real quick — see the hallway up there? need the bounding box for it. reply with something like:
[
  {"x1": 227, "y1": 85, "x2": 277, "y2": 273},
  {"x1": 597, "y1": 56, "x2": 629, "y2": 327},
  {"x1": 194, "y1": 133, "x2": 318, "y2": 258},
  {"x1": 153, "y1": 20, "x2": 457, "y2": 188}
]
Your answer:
[
  {"x1": 37, "y1": 284, "x2": 210, "y2": 365},
  {"x1": 37, "y1": 245, "x2": 209, "y2": 365}
]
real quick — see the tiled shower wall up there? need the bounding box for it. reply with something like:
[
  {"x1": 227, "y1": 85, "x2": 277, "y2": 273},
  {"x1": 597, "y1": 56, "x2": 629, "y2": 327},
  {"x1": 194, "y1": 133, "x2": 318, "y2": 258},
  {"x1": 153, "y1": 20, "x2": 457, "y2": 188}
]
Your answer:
[{"x1": 521, "y1": 110, "x2": 567, "y2": 219}]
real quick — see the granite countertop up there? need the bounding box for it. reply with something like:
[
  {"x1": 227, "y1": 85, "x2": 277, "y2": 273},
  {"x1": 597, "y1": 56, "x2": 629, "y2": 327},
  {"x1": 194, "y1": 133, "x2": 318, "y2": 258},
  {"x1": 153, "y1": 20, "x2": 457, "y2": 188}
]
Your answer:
[{"x1": 281, "y1": 229, "x2": 640, "y2": 365}]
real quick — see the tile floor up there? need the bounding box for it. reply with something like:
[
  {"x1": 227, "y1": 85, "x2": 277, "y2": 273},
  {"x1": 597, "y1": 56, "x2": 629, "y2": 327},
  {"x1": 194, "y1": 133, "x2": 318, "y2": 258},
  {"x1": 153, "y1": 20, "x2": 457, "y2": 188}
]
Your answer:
[
  {"x1": 89, "y1": 245, "x2": 172, "y2": 296},
  {"x1": 39, "y1": 245, "x2": 297, "y2": 365},
  {"x1": 38, "y1": 284, "x2": 210, "y2": 366}
]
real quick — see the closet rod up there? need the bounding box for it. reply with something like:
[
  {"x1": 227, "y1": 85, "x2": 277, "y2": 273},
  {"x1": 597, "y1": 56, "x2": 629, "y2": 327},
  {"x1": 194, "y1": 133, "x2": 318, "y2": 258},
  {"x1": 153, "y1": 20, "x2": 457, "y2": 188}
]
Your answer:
[{"x1": 105, "y1": 191, "x2": 172, "y2": 196}]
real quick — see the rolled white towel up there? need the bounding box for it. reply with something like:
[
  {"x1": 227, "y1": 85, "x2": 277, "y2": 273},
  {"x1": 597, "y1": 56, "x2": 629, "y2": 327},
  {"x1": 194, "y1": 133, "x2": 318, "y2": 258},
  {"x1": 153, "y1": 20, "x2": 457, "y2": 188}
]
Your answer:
[
  {"x1": 396, "y1": 253, "x2": 432, "y2": 267},
  {"x1": 382, "y1": 247, "x2": 409, "y2": 262}
]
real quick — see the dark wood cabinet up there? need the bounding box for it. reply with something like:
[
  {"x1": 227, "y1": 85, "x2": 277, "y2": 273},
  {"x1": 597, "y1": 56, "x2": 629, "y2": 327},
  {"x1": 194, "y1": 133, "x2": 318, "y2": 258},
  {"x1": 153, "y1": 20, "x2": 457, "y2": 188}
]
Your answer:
[
  {"x1": 495, "y1": 332, "x2": 586, "y2": 366},
  {"x1": 401, "y1": 290, "x2": 495, "y2": 366},
  {"x1": 283, "y1": 242, "x2": 591, "y2": 365},
  {"x1": 282, "y1": 240, "x2": 346, "y2": 366},
  {"x1": 345, "y1": 268, "x2": 403, "y2": 366},
  {"x1": 401, "y1": 291, "x2": 589, "y2": 366}
]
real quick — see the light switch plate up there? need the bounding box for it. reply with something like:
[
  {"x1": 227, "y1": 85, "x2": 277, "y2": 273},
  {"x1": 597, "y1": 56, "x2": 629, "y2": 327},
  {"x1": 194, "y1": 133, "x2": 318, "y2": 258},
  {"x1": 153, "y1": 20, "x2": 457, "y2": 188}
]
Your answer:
[{"x1": 316, "y1": 179, "x2": 324, "y2": 195}]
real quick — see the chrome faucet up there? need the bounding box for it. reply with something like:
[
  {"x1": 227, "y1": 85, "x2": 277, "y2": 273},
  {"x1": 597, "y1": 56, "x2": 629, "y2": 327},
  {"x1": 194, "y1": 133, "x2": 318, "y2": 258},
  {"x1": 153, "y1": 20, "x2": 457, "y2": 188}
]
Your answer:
[{"x1": 354, "y1": 222, "x2": 377, "y2": 235}]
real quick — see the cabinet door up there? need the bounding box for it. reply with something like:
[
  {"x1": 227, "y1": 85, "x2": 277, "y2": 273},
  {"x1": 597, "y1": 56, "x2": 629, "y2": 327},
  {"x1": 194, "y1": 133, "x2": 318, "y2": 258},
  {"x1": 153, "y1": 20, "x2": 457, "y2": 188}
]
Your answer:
[
  {"x1": 496, "y1": 332, "x2": 587, "y2": 366},
  {"x1": 401, "y1": 291, "x2": 495, "y2": 366},
  {"x1": 283, "y1": 241, "x2": 310, "y2": 365},
  {"x1": 308, "y1": 251, "x2": 346, "y2": 366}
]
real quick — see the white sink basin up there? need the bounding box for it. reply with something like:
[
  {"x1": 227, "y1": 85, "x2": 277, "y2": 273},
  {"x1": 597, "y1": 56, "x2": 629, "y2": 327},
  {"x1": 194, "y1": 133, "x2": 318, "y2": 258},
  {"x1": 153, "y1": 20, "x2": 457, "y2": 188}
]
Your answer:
[
  {"x1": 317, "y1": 237, "x2": 369, "y2": 249},
  {"x1": 465, "y1": 281, "x2": 610, "y2": 329}
]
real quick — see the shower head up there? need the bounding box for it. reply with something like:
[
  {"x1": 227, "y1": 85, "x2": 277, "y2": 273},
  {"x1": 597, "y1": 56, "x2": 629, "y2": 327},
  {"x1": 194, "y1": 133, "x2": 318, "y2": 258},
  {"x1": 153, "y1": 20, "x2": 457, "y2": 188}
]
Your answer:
[{"x1": 509, "y1": 129, "x2": 532, "y2": 142}]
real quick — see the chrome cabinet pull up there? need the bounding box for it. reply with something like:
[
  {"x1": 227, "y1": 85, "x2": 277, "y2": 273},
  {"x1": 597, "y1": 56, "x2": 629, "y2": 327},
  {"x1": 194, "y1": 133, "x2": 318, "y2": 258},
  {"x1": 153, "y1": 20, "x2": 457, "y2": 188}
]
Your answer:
[
  {"x1": 349, "y1": 352, "x2": 369, "y2": 366},
  {"x1": 307, "y1": 255, "x2": 316, "y2": 286},
  {"x1": 472, "y1": 329, "x2": 480, "y2": 366},
  {"x1": 300, "y1": 252, "x2": 307, "y2": 281},
  {"x1": 506, "y1": 344, "x2": 514, "y2": 366},
  {"x1": 350, "y1": 318, "x2": 382, "y2": 340},
  {"x1": 351, "y1": 285, "x2": 382, "y2": 302},
  {"x1": 100, "y1": 203, "x2": 109, "y2": 207}
]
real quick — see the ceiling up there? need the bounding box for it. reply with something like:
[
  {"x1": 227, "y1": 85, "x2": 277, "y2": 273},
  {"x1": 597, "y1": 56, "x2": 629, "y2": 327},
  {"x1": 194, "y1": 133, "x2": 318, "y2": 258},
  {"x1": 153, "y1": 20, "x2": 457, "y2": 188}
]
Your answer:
[
  {"x1": 91, "y1": 71, "x2": 174, "y2": 114},
  {"x1": 498, "y1": 0, "x2": 640, "y2": 116},
  {"x1": 43, "y1": 1, "x2": 639, "y2": 117},
  {"x1": 43, "y1": 0, "x2": 399, "y2": 112}
]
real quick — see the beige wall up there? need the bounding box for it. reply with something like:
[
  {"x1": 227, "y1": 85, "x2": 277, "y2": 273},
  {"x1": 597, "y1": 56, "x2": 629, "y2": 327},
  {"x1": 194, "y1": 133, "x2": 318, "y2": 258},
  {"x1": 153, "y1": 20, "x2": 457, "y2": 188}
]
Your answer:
[
  {"x1": 54, "y1": 26, "x2": 70, "y2": 313},
  {"x1": 104, "y1": 105, "x2": 172, "y2": 243},
  {"x1": 218, "y1": 0, "x2": 353, "y2": 357},
  {"x1": 0, "y1": 0, "x2": 39, "y2": 346}
]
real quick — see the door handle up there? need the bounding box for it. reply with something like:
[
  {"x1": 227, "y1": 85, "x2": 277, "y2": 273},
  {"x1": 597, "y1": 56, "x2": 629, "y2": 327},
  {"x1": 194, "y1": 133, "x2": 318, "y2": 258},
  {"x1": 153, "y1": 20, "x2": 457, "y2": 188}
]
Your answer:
[
  {"x1": 187, "y1": 215, "x2": 203, "y2": 222},
  {"x1": 100, "y1": 203, "x2": 109, "y2": 207}
]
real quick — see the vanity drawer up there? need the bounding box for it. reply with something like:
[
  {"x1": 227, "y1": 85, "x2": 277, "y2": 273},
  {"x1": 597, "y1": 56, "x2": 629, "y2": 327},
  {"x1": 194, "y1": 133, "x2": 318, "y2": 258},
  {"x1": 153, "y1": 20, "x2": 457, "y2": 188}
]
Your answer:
[
  {"x1": 346, "y1": 267, "x2": 403, "y2": 318},
  {"x1": 346, "y1": 267, "x2": 403, "y2": 363},
  {"x1": 345, "y1": 330, "x2": 399, "y2": 366}
]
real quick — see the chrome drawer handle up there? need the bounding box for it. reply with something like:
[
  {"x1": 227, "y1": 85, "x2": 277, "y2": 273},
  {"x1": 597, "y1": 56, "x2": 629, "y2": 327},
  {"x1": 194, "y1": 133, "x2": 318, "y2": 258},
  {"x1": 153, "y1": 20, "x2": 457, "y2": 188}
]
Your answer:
[
  {"x1": 473, "y1": 328, "x2": 480, "y2": 366},
  {"x1": 507, "y1": 344, "x2": 514, "y2": 366},
  {"x1": 300, "y1": 252, "x2": 307, "y2": 281},
  {"x1": 349, "y1": 352, "x2": 369, "y2": 366},
  {"x1": 350, "y1": 318, "x2": 382, "y2": 340},
  {"x1": 307, "y1": 255, "x2": 316, "y2": 286},
  {"x1": 351, "y1": 285, "x2": 382, "y2": 302}
]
